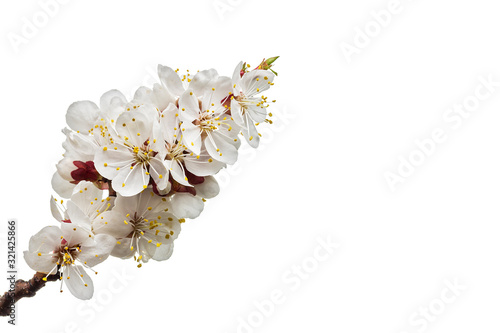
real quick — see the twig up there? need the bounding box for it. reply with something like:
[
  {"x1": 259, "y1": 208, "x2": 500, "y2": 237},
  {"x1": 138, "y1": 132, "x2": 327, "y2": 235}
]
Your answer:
[{"x1": 0, "y1": 272, "x2": 60, "y2": 317}]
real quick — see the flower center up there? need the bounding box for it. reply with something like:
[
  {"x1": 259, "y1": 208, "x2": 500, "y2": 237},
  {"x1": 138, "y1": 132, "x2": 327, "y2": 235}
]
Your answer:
[{"x1": 132, "y1": 146, "x2": 151, "y2": 164}]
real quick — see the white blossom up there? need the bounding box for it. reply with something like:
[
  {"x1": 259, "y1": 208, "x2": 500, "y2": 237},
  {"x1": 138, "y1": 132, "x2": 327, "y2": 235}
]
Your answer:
[{"x1": 23, "y1": 224, "x2": 115, "y2": 300}]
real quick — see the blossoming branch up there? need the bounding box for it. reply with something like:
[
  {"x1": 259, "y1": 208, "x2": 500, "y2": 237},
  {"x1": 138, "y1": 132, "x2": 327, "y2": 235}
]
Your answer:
[{"x1": 0, "y1": 57, "x2": 279, "y2": 313}]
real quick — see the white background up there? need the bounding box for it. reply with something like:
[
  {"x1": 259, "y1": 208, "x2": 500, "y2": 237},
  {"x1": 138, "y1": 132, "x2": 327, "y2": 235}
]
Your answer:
[{"x1": 1, "y1": 0, "x2": 500, "y2": 332}]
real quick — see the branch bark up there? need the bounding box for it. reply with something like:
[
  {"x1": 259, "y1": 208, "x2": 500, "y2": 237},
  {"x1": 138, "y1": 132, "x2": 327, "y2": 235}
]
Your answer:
[{"x1": 0, "y1": 272, "x2": 60, "y2": 317}]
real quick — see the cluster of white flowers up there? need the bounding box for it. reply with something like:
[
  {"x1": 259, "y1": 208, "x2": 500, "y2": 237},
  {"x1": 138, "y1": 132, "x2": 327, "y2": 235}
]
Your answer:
[{"x1": 23, "y1": 57, "x2": 279, "y2": 300}]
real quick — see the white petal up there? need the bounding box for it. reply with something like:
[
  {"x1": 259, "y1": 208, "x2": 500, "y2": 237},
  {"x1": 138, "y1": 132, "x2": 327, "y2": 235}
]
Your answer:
[
  {"x1": 180, "y1": 121, "x2": 202, "y2": 155},
  {"x1": 28, "y1": 226, "x2": 62, "y2": 253},
  {"x1": 184, "y1": 149, "x2": 225, "y2": 176},
  {"x1": 242, "y1": 119, "x2": 260, "y2": 148},
  {"x1": 205, "y1": 132, "x2": 238, "y2": 164},
  {"x1": 149, "y1": 157, "x2": 169, "y2": 190},
  {"x1": 201, "y1": 76, "x2": 232, "y2": 111},
  {"x1": 64, "y1": 265, "x2": 94, "y2": 300},
  {"x1": 230, "y1": 99, "x2": 245, "y2": 127},
  {"x1": 232, "y1": 61, "x2": 243, "y2": 84},
  {"x1": 78, "y1": 234, "x2": 116, "y2": 267},
  {"x1": 189, "y1": 69, "x2": 218, "y2": 96},
  {"x1": 100, "y1": 89, "x2": 127, "y2": 110},
  {"x1": 170, "y1": 160, "x2": 191, "y2": 186},
  {"x1": 93, "y1": 211, "x2": 134, "y2": 240},
  {"x1": 61, "y1": 129, "x2": 97, "y2": 159},
  {"x1": 50, "y1": 196, "x2": 64, "y2": 222},
  {"x1": 160, "y1": 103, "x2": 180, "y2": 144},
  {"x1": 66, "y1": 201, "x2": 91, "y2": 230},
  {"x1": 24, "y1": 251, "x2": 58, "y2": 274},
  {"x1": 51, "y1": 172, "x2": 75, "y2": 199},
  {"x1": 152, "y1": 83, "x2": 177, "y2": 111},
  {"x1": 179, "y1": 89, "x2": 201, "y2": 121},
  {"x1": 70, "y1": 181, "x2": 104, "y2": 214},
  {"x1": 112, "y1": 165, "x2": 149, "y2": 197},
  {"x1": 56, "y1": 157, "x2": 79, "y2": 182},
  {"x1": 241, "y1": 70, "x2": 275, "y2": 97},
  {"x1": 66, "y1": 101, "x2": 100, "y2": 133},
  {"x1": 110, "y1": 238, "x2": 135, "y2": 259},
  {"x1": 116, "y1": 110, "x2": 153, "y2": 148},
  {"x1": 170, "y1": 193, "x2": 204, "y2": 219},
  {"x1": 61, "y1": 223, "x2": 93, "y2": 246},
  {"x1": 158, "y1": 65, "x2": 184, "y2": 96},
  {"x1": 152, "y1": 243, "x2": 174, "y2": 261},
  {"x1": 113, "y1": 187, "x2": 165, "y2": 217},
  {"x1": 246, "y1": 104, "x2": 267, "y2": 124},
  {"x1": 194, "y1": 176, "x2": 220, "y2": 199}
]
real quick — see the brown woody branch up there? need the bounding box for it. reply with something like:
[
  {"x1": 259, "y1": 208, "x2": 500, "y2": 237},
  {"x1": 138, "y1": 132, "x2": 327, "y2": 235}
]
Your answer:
[{"x1": 0, "y1": 272, "x2": 61, "y2": 317}]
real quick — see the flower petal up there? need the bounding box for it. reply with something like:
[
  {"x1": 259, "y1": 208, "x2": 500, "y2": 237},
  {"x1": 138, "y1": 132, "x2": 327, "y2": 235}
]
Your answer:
[
  {"x1": 24, "y1": 251, "x2": 58, "y2": 274},
  {"x1": 170, "y1": 160, "x2": 191, "y2": 186},
  {"x1": 160, "y1": 103, "x2": 181, "y2": 145},
  {"x1": 66, "y1": 101, "x2": 100, "y2": 133},
  {"x1": 149, "y1": 156, "x2": 169, "y2": 190},
  {"x1": 170, "y1": 193, "x2": 204, "y2": 219},
  {"x1": 230, "y1": 99, "x2": 245, "y2": 127},
  {"x1": 100, "y1": 89, "x2": 127, "y2": 110},
  {"x1": 152, "y1": 243, "x2": 174, "y2": 261},
  {"x1": 205, "y1": 132, "x2": 238, "y2": 164},
  {"x1": 66, "y1": 200, "x2": 92, "y2": 230},
  {"x1": 241, "y1": 70, "x2": 275, "y2": 97},
  {"x1": 116, "y1": 110, "x2": 153, "y2": 148},
  {"x1": 194, "y1": 176, "x2": 220, "y2": 199},
  {"x1": 112, "y1": 165, "x2": 149, "y2": 197},
  {"x1": 93, "y1": 211, "x2": 134, "y2": 239},
  {"x1": 61, "y1": 223, "x2": 93, "y2": 246},
  {"x1": 78, "y1": 234, "x2": 116, "y2": 267},
  {"x1": 180, "y1": 121, "x2": 202, "y2": 156},
  {"x1": 50, "y1": 196, "x2": 64, "y2": 222},
  {"x1": 51, "y1": 172, "x2": 75, "y2": 198},
  {"x1": 28, "y1": 226, "x2": 62, "y2": 253},
  {"x1": 94, "y1": 144, "x2": 132, "y2": 178},
  {"x1": 179, "y1": 89, "x2": 201, "y2": 121},
  {"x1": 158, "y1": 65, "x2": 184, "y2": 96},
  {"x1": 183, "y1": 149, "x2": 225, "y2": 176},
  {"x1": 189, "y1": 69, "x2": 218, "y2": 96},
  {"x1": 64, "y1": 265, "x2": 94, "y2": 300}
]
